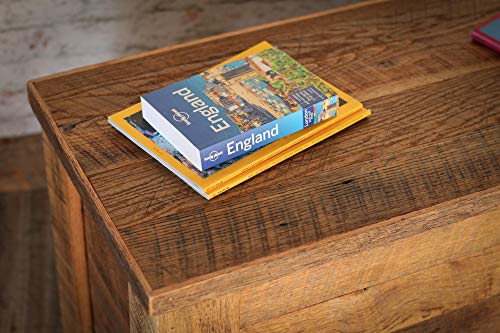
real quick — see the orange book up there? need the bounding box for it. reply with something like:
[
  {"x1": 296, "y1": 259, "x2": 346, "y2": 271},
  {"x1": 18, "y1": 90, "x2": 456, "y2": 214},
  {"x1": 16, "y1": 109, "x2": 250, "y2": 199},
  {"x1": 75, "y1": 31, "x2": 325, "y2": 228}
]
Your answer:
[{"x1": 109, "y1": 42, "x2": 370, "y2": 199}]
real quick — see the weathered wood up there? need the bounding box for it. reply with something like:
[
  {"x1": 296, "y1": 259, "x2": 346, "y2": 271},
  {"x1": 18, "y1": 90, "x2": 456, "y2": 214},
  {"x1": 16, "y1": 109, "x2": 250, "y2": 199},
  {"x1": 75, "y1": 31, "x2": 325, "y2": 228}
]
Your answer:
[
  {"x1": 148, "y1": 186, "x2": 500, "y2": 314},
  {"x1": 395, "y1": 294, "x2": 500, "y2": 333},
  {"x1": 158, "y1": 294, "x2": 240, "y2": 333},
  {"x1": 29, "y1": 66, "x2": 152, "y2": 318},
  {"x1": 129, "y1": 285, "x2": 240, "y2": 333},
  {"x1": 83, "y1": 206, "x2": 130, "y2": 333},
  {"x1": 130, "y1": 284, "x2": 157, "y2": 333},
  {"x1": 129, "y1": 278, "x2": 240, "y2": 333},
  {"x1": 239, "y1": 204, "x2": 500, "y2": 328},
  {"x1": 27, "y1": 0, "x2": 500, "y2": 329},
  {"x1": 42, "y1": 133, "x2": 92, "y2": 333},
  {"x1": 241, "y1": 245, "x2": 500, "y2": 332}
]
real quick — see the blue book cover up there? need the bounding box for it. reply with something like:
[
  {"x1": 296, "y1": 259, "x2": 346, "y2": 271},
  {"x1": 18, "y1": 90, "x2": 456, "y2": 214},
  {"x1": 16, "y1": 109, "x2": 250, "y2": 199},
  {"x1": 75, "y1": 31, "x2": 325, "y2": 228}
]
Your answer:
[{"x1": 142, "y1": 45, "x2": 338, "y2": 171}]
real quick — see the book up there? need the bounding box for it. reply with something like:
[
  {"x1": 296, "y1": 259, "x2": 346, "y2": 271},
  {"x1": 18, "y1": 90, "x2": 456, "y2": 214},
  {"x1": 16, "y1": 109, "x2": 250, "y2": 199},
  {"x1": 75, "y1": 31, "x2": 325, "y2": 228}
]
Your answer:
[
  {"x1": 109, "y1": 104, "x2": 369, "y2": 199},
  {"x1": 109, "y1": 42, "x2": 370, "y2": 199},
  {"x1": 471, "y1": 14, "x2": 500, "y2": 53},
  {"x1": 142, "y1": 41, "x2": 340, "y2": 171}
]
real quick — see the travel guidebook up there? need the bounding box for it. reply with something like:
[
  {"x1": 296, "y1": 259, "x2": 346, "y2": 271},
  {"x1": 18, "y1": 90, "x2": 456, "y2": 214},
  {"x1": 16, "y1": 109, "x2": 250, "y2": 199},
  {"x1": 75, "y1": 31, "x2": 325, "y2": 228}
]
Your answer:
[
  {"x1": 142, "y1": 42, "x2": 340, "y2": 171},
  {"x1": 108, "y1": 42, "x2": 370, "y2": 199}
]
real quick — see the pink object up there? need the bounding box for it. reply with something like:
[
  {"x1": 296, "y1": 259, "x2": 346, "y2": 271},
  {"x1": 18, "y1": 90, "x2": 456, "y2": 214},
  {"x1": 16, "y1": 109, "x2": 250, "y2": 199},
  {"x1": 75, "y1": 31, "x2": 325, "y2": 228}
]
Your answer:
[{"x1": 471, "y1": 14, "x2": 500, "y2": 53}]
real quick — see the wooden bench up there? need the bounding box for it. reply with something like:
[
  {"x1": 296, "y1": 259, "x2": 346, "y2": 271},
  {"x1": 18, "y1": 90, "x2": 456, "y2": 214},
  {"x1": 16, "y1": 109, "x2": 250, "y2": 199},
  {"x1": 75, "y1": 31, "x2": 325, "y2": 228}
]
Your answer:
[{"x1": 28, "y1": 0, "x2": 500, "y2": 331}]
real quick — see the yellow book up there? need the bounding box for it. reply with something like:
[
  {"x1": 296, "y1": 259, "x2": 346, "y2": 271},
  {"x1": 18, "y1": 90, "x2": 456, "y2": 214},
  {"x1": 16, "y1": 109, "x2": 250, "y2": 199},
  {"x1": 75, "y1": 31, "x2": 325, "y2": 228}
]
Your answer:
[{"x1": 109, "y1": 42, "x2": 370, "y2": 199}]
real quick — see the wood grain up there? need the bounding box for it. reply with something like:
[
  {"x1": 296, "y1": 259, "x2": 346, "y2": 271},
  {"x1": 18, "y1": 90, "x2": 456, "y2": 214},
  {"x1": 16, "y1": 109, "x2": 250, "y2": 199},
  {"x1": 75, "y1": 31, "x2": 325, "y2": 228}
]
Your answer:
[
  {"x1": 83, "y1": 206, "x2": 130, "y2": 333},
  {"x1": 148, "y1": 186, "x2": 500, "y2": 314},
  {"x1": 130, "y1": 288, "x2": 240, "y2": 333},
  {"x1": 27, "y1": 0, "x2": 500, "y2": 327},
  {"x1": 241, "y1": 245, "x2": 499, "y2": 332},
  {"x1": 395, "y1": 294, "x2": 500, "y2": 333},
  {"x1": 158, "y1": 294, "x2": 240, "y2": 333},
  {"x1": 130, "y1": 284, "x2": 157, "y2": 333},
  {"x1": 42, "y1": 134, "x2": 92, "y2": 333},
  {"x1": 113, "y1": 122, "x2": 499, "y2": 292},
  {"x1": 29, "y1": 65, "x2": 152, "y2": 316},
  {"x1": 239, "y1": 206, "x2": 500, "y2": 328}
]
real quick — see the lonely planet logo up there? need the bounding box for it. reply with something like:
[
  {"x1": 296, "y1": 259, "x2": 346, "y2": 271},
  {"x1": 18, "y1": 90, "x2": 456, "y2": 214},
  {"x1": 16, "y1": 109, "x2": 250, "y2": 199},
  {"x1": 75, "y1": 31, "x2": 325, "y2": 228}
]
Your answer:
[
  {"x1": 204, "y1": 150, "x2": 223, "y2": 162},
  {"x1": 171, "y1": 109, "x2": 191, "y2": 125}
]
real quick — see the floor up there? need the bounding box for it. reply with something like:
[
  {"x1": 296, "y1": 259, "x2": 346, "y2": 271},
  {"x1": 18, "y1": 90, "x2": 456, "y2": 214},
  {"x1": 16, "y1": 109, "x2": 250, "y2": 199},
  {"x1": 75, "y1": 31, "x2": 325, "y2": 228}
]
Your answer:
[{"x1": 0, "y1": 135, "x2": 61, "y2": 333}]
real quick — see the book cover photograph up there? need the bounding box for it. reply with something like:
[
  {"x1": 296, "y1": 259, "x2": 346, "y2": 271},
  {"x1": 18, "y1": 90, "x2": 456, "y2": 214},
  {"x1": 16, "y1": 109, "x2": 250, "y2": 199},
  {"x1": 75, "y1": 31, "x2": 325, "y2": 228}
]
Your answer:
[
  {"x1": 142, "y1": 43, "x2": 340, "y2": 170},
  {"x1": 125, "y1": 109, "x2": 248, "y2": 179}
]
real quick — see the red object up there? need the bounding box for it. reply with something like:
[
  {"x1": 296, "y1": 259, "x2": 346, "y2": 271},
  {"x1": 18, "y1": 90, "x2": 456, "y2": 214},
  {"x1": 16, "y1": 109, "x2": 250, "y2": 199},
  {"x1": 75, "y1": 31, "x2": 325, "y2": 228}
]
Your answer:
[{"x1": 471, "y1": 14, "x2": 500, "y2": 53}]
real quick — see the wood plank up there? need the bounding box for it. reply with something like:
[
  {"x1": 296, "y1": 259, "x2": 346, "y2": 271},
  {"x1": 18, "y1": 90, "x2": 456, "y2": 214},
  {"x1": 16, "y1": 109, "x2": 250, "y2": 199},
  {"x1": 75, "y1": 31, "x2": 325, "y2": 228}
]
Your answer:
[
  {"x1": 129, "y1": 286, "x2": 240, "y2": 333},
  {"x1": 42, "y1": 133, "x2": 92, "y2": 333},
  {"x1": 0, "y1": 189, "x2": 61, "y2": 333},
  {"x1": 148, "y1": 186, "x2": 500, "y2": 314},
  {"x1": 241, "y1": 245, "x2": 500, "y2": 332},
  {"x1": 394, "y1": 294, "x2": 500, "y2": 333},
  {"x1": 157, "y1": 293, "x2": 240, "y2": 333},
  {"x1": 130, "y1": 284, "x2": 157, "y2": 333},
  {"x1": 239, "y1": 205, "x2": 500, "y2": 327},
  {"x1": 83, "y1": 206, "x2": 130, "y2": 333}
]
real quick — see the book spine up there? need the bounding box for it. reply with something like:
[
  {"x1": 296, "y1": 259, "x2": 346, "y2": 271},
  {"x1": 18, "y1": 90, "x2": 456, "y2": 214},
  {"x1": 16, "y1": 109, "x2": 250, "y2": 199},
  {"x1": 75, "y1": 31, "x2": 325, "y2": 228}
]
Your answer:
[
  {"x1": 471, "y1": 30, "x2": 500, "y2": 53},
  {"x1": 199, "y1": 94, "x2": 338, "y2": 170}
]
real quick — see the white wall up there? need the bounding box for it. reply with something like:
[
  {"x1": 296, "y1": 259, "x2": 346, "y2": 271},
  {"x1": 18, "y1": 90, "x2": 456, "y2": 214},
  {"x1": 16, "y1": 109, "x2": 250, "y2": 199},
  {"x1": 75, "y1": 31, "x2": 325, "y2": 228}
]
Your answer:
[{"x1": 0, "y1": 0, "x2": 359, "y2": 138}]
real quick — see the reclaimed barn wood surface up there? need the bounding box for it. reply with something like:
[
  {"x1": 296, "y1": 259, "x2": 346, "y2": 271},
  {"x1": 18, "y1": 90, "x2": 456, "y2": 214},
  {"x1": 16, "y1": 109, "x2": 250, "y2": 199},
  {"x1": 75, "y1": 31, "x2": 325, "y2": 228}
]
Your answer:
[
  {"x1": 42, "y1": 133, "x2": 92, "y2": 333},
  {"x1": 27, "y1": 0, "x2": 499, "y2": 331}
]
